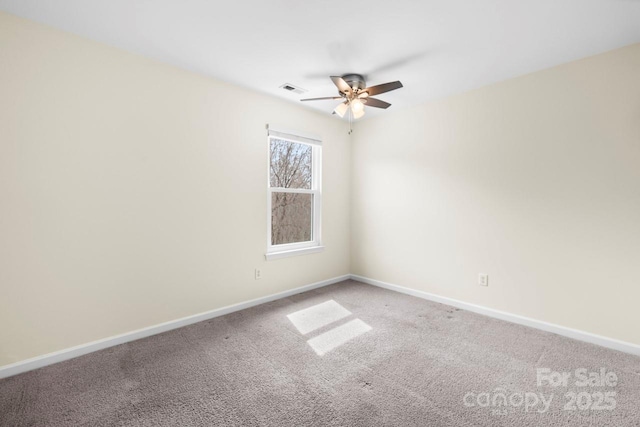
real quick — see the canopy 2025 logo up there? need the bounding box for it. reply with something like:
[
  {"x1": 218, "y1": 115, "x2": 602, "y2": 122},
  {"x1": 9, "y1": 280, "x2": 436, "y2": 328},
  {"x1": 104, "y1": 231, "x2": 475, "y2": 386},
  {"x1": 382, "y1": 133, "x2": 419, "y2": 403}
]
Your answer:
[{"x1": 462, "y1": 367, "x2": 618, "y2": 416}]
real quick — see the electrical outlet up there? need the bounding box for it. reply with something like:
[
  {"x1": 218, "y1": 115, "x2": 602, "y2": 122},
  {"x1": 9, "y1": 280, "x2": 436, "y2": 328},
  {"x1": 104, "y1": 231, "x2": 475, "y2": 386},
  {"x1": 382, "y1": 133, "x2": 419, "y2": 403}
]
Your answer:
[
  {"x1": 478, "y1": 274, "x2": 489, "y2": 287},
  {"x1": 255, "y1": 269, "x2": 262, "y2": 280}
]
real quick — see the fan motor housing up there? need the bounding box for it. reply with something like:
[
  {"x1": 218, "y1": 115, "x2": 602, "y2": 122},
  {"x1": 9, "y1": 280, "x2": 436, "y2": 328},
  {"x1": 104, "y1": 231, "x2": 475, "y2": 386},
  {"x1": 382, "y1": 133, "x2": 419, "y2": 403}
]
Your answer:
[{"x1": 341, "y1": 74, "x2": 366, "y2": 91}]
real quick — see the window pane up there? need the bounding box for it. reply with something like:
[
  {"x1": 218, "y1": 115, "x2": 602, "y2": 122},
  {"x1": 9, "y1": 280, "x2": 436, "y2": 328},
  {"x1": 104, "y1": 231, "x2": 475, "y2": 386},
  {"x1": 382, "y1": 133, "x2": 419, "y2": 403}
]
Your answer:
[
  {"x1": 270, "y1": 138, "x2": 312, "y2": 189},
  {"x1": 271, "y1": 192, "x2": 313, "y2": 245}
]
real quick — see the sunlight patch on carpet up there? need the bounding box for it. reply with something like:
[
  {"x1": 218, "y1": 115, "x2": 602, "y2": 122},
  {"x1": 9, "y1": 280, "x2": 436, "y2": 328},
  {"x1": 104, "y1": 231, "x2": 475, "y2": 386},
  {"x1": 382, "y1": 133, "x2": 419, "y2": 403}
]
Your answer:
[
  {"x1": 287, "y1": 300, "x2": 352, "y2": 335},
  {"x1": 306, "y1": 319, "x2": 372, "y2": 356}
]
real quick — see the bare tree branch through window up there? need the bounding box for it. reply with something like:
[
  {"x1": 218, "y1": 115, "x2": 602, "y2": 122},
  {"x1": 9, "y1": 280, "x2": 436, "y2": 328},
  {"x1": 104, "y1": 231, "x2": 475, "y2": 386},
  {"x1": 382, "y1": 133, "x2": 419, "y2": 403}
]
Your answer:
[{"x1": 270, "y1": 138, "x2": 314, "y2": 245}]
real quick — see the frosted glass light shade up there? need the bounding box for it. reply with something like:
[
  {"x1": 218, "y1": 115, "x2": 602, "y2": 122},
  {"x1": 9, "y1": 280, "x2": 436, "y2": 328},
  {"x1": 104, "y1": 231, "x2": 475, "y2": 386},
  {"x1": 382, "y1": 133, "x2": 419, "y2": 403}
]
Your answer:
[
  {"x1": 334, "y1": 102, "x2": 348, "y2": 118},
  {"x1": 353, "y1": 108, "x2": 365, "y2": 119}
]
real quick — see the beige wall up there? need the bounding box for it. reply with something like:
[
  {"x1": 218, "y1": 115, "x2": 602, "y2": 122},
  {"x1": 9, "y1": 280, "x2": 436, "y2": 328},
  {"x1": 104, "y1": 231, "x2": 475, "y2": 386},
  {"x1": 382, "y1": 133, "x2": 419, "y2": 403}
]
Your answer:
[
  {"x1": 351, "y1": 43, "x2": 640, "y2": 345},
  {"x1": 0, "y1": 12, "x2": 350, "y2": 367}
]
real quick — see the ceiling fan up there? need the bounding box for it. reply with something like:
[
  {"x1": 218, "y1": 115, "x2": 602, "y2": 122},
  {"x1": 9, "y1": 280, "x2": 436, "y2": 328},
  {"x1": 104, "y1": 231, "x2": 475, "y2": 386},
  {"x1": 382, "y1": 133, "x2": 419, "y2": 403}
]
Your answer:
[{"x1": 301, "y1": 74, "x2": 403, "y2": 120}]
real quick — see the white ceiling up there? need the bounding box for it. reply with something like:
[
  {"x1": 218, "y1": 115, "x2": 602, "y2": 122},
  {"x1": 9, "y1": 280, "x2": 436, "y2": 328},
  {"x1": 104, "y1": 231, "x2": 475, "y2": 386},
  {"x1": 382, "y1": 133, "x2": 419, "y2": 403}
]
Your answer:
[{"x1": 1, "y1": 0, "x2": 639, "y2": 119}]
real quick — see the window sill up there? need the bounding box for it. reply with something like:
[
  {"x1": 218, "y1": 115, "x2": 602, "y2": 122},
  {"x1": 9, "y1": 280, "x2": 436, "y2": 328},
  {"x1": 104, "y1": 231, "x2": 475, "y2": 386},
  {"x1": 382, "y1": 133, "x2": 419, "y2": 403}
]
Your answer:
[{"x1": 265, "y1": 245, "x2": 325, "y2": 261}]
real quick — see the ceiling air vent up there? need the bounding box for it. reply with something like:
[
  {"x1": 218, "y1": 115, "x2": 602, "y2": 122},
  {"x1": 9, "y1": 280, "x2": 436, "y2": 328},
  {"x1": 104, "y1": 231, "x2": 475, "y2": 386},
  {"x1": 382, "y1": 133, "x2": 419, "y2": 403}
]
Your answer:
[{"x1": 280, "y1": 83, "x2": 307, "y2": 94}]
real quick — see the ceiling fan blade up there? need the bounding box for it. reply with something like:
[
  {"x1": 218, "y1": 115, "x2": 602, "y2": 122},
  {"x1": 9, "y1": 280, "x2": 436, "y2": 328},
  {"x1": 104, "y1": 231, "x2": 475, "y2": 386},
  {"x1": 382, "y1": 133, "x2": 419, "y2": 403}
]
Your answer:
[
  {"x1": 365, "y1": 97, "x2": 391, "y2": 109},
  {"x1": 301, "y1": 96, "x2": 343, "y2": 101},
  {"x1": 330, "y1": 76, "x2": 352, "y2": 94},
  {"x1": 364, "y1": 81, "x2": 403, "y2": 96}
]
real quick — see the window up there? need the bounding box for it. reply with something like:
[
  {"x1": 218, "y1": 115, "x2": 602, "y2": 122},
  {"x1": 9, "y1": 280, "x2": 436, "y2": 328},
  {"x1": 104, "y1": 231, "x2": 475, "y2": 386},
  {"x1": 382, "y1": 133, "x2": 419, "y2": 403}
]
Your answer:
[{"x1": 266, "y1": 125, "x2": 322, "y2": 260}]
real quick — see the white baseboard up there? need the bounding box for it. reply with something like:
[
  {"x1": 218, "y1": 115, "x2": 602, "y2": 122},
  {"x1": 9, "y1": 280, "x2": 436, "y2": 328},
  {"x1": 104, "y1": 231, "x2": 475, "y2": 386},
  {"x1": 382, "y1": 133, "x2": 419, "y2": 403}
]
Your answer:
[
  {"x1": 350, "y1": 274, "x2": 640, "y2": 357},
  {"x1": 3, "y1": 273, "x2": 637, "y2": 380},
  {"x1": 0, "y1": 274, "x2": 350, "y2": 379}
]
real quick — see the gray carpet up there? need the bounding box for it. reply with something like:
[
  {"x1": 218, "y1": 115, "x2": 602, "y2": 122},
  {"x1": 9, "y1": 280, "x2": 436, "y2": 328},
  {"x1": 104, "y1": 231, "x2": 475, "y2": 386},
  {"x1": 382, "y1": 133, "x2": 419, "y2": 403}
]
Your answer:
[{"x1": 1, "y1": 279, "x2": 639, "y2": 426}]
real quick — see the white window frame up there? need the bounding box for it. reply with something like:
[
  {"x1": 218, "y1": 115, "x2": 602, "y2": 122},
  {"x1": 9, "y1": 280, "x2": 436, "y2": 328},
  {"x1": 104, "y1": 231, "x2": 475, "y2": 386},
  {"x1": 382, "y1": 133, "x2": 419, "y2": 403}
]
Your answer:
[{"x1": 266, "y1": 125, "x2": 323, "y2": 260}]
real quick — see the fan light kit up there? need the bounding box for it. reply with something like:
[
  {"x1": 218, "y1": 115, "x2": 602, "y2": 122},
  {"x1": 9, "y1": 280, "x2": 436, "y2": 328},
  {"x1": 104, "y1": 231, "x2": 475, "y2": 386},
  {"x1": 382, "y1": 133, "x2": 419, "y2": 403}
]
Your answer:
[{"x1": 301, "y1": 74, "x2": 403, "y2": 133}]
